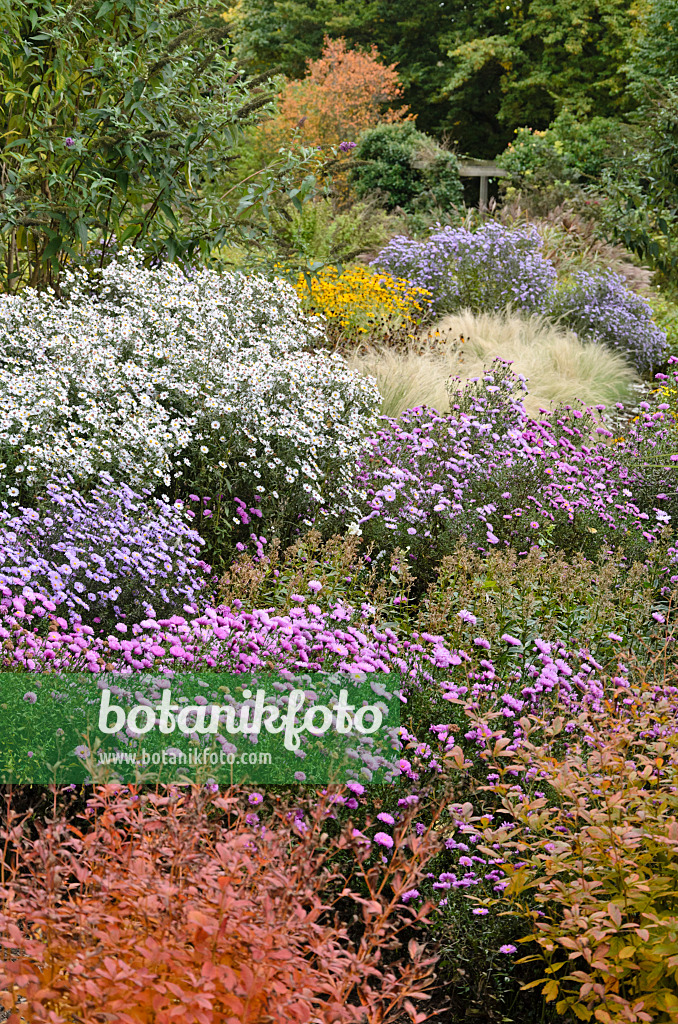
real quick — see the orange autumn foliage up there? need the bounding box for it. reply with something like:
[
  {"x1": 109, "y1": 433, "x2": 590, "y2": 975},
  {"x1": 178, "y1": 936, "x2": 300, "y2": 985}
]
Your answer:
[
  {"x1": 0, "y1": 784, "x2": 441, "y2": 1024},
  {"x1": 267, "y1": 36, "x2": 411, "y2": 152}
]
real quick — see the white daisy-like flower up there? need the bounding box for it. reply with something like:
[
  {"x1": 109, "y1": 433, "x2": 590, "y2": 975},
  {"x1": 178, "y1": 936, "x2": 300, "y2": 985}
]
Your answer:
[{"x1": 0, "y1": 250, "x2": 379, "y2": 514}]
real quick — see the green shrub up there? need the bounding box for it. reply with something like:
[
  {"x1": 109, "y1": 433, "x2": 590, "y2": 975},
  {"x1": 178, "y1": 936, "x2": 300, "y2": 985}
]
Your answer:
[
  {"x1": 416, "y1": 541, "x2": 667, "y2": 658},
  {"x1": 219, "y1": 530, "x2": 669, "y2": 665},
  {"x1": 498, "y1": 112, "x2": 618, "y2": 187},
  {"x1": 497, "y1": 112, "x2": 621, "y2": 217},
  {"x1": 0, "y1": 0, "x2": 281, "y2": 292},
  {"x1": 648, "y1": 293, "x2": 678, "y2": 360},
  {"x1": 350, "y1": 123, "x2": 464, "y2": 213},
  {"x1": 267, "y1": 196, "x2": 405, "y2": 262},
  {"x1": 216, "y1": 529, "x2": 415, "y2": 621}
]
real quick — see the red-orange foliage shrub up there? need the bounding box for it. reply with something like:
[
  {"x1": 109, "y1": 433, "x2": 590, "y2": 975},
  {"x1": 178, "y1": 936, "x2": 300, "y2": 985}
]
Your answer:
[
  {"x1": 0, "y1": 785, "x2": 441, "y2": 1024},
  {"x1": 267, "y1": 37, "x2": 411, "y2": 152}
]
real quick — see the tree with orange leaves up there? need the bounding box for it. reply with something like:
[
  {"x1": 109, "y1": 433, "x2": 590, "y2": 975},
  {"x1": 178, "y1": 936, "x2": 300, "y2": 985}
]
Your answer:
[{"x1": 266, "y1": 36, "x2": 411, "y2": 152}]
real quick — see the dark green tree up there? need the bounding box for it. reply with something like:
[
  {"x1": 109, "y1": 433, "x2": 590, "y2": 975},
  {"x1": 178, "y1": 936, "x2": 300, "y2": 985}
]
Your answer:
[
  {"x1": 443, "y1": 0, "x2": 637, "y2": 133},
  {"x1": 592, "y1": 1, "x2": 678, "y2": 284},
  {"x1": 227, "y1": 0, "x2": 642, "y2": 156},
  {"x1": 627, "y1": 0, "x2": 678, "y2": 89}
]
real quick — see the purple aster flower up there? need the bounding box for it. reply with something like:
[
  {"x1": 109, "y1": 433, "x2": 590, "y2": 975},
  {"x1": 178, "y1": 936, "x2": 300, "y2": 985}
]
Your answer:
[
  {"x1": 377, "y1": 812, "x2": 395, "y2": 825},
  {"x1": 458, "y1": 610, "x2": 477, "y2": 625}
]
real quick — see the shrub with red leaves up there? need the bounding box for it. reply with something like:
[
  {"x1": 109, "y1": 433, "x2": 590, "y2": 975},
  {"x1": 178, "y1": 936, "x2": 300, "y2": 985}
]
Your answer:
[{"x1": 0, "y1": 785, "x2": 441, "y2": 1024}]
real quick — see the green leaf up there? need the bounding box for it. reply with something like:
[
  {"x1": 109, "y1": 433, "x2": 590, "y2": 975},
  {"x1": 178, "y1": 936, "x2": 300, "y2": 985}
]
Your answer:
[
  {"x1": 74, "y1": 219, "x2": 89, "y2": 248},
  {"x1": 43, "y1": 236, "x2": 62, "y2": 261},
  {"x1": 119, "y1": 225, "x2": 140, "y2": 244},
  {"x1": 157, "y1": 203, "x2": 179, "y2": 230}
]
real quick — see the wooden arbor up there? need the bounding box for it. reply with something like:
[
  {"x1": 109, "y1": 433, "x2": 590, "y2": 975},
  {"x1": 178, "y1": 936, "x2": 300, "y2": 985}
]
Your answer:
[{"x1": 457, "y1": 159, "x2": 510, "y2": 210}]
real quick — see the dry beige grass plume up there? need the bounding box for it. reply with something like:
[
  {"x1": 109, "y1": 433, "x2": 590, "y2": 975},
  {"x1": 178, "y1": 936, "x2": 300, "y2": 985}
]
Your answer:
[{"x1": 347, "y1": 309, "x2": 638, "y2": 419}]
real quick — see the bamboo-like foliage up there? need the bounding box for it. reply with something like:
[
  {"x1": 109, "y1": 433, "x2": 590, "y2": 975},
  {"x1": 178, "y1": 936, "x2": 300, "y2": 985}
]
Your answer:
[{"x1": 0, "y1": 0, "x2": 280, "y2": 291}]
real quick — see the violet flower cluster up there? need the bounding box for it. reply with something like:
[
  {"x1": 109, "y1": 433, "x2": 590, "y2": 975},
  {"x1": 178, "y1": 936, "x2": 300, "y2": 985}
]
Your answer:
[
  {"x1": 549, "y1": 269, "x2": 666, "y2": 373},
  {"x1": 350, "y1": 360, "x2": 678, "y2": 570},
  {"x1": 370, "y1": 222, "x2": 557, "y2": 315},
  {"x1": 371, "y1": 223, "x2": 667, "y2": 371},
  {"x1": 0, "y1": 590, "x2": 455, "y2": 684},
  {"x1": 0, "y1": 474, "x2": 211, "y2": 629}
]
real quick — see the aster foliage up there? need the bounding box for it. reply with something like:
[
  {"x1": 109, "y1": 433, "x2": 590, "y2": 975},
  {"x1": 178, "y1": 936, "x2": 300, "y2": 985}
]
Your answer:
[{"x1": 0, "y1": 251, "x2": 381, "y2": 545}]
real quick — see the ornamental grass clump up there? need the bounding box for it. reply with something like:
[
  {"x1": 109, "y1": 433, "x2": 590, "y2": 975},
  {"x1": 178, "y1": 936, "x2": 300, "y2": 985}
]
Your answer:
[
  {"x1": 348, "y1": 309, "x2": 637, "y2": 418},
  {"x1": 550, "y1": 269, "x2": 667, "y2": 373},
  {"x1": 0, "y1": 250, "x2": 380, "y2": 543},
  {"x1": 0, "y1": 474, "x2": 211, "y2": 630},
  {"x1": 371, "y1": 222, "x2": 557, "y2": 316},
  {"x1": 294, "y1": 263, "x2": 433, "y2": 347}
]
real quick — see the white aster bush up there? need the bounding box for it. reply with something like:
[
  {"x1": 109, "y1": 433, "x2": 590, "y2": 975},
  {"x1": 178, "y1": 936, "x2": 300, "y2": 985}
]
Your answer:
[{"x1": 0, "y1": 251, "x2": 380, "y2": 543}]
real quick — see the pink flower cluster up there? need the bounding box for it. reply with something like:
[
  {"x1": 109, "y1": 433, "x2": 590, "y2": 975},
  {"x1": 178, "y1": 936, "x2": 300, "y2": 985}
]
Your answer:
[{"x1": 0, "y1": 593, "x2": 455, "y2": 678}]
